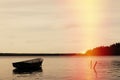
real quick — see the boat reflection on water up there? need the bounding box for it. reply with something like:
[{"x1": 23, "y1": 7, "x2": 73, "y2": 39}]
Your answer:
[
  {"x1": 13, "y1": 67, "x2": 43, "y2": 74},
  {"x1": 13, "y1": 67, "x2": 43, "y2": 80}
]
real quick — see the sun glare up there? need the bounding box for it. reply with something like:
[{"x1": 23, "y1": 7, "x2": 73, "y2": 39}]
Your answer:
[
  {"x1": 68, "y1": 0, "x2": 103, "y2": 53},
  {"x1": 82, "y1": 0, "x2": 99, "y2": 49}
]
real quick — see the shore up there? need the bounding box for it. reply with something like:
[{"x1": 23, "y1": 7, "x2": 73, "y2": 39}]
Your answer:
[{"x1": 0, "y1": 53, "x2": 84, "y2": 56}]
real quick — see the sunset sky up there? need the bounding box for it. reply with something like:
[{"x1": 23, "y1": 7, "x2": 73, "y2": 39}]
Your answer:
[{"x1": 0, "y1": 0, "x2": 120, "y2": 53}]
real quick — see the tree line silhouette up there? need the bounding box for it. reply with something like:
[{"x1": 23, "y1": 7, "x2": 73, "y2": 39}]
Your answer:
[{"x1": 85, "y1": 43, "x2": 120, "y2": 56}]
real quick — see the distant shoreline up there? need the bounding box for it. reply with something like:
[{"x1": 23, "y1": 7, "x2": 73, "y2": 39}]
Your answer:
[
  {"x1": 0, "y1": 53, "x2": 84, "y2": 56},
  {"x1": 0, "y1": 53, "x2": 119, "y2": 56}
]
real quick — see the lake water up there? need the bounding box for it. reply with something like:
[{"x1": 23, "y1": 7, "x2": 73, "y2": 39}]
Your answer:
[{"x1": 0, "y1": 56, "x2": 120, "y2": 80}]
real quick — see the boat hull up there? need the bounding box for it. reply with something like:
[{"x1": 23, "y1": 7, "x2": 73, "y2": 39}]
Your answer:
[
  {"x1": 12, "y1": 58, "x2": 43, "y2": 69},
  {"x1": 13, "y1": 67, "x2": 43, "y2": 74}
]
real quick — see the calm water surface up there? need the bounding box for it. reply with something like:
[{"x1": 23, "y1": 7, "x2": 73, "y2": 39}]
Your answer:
[{"x1": 0, "y1": 56, "x2": 120, "y2": 80}]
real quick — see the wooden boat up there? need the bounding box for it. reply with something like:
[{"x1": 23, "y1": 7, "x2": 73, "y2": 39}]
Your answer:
[{"x1": 12, "y1": 58, "x2": 43, "y2": 69}]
